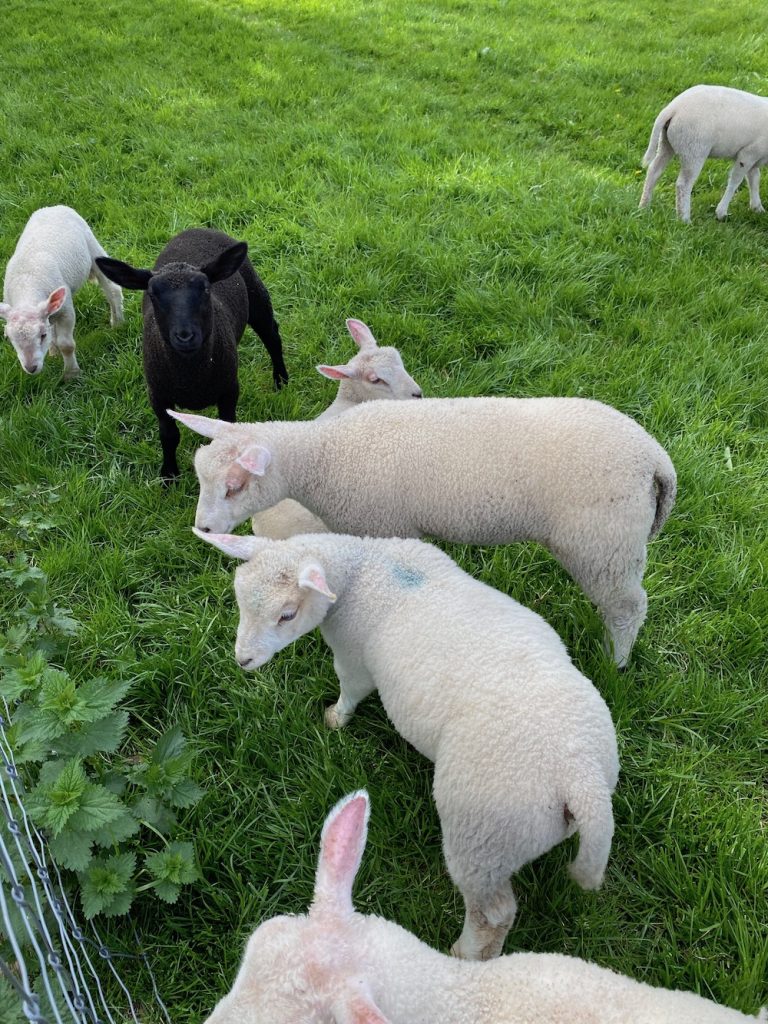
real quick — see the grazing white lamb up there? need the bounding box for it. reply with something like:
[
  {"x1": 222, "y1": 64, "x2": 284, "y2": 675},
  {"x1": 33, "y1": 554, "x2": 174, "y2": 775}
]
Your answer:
[
  {"x1": 173, "y1": 395, "x2": 676, "y2": 667},
  {"x1": 639, "y1": 84, "x2": 768, "y2": 222},
  {"x1": 0, "y1": 206, "x2": 123, "y2": 377},
  {"x1": 251, "y1": 317, "x2": 423, "y2": 540},
  {"x1": 195, "y1": 530, "x2": 619, "y2": 958},
  {"x1": 203, "y1": 791, "x2": 766, "y2": 1024}
]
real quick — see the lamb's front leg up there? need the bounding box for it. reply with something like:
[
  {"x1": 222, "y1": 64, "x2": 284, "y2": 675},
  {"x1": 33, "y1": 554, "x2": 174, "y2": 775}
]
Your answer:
[
  {"x1": 716, "y1": 158, "x2": 749, "y2": 220},
  {"x1": 325, "y1": 656, "x2": 376, "y2": 729},
  {"x1": 52, "y1": 302, "x2": 80, "y2": 379},
  {"x1": 154, "y1": 402, "x2": 181, "y2": 482}
]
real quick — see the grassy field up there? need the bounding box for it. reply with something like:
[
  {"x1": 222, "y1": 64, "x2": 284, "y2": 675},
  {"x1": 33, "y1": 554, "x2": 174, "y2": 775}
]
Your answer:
[{"x1": 1, "y1": 0, "x2": 766, "y2": 1018}]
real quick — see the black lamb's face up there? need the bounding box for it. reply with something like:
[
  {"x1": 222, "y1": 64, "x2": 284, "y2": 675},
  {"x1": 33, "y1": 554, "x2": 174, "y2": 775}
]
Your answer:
[{"x1": 148, "y1": 268, "x2": 212, "y2": 354}]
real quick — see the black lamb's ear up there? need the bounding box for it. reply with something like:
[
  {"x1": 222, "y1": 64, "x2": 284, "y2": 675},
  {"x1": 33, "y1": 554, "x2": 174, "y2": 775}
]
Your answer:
[
  {"x1": 95, "y1": 257, "x2": 153, "y2": 291},
  {"x1": 201, "y1": 242, "x2": 248, "y2": 284}
]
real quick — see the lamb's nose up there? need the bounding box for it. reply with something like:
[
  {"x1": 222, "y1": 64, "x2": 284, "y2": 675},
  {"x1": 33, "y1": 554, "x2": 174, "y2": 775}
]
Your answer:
[
  {"x1": 25, "y1": 363, "x2": 40, "y2": 374},
  {"x1": 198, "y1": 526, "x2": 211, "y2": 533},
  {"x1": 176, "y1": 329, "x2": 194, "y2": 343},
  {"x1": 413, "y1": 389, "x2": 423, "y2": 398},
  {"x1": 238, "y1": 656, "x2": 253, "y2": 669}
]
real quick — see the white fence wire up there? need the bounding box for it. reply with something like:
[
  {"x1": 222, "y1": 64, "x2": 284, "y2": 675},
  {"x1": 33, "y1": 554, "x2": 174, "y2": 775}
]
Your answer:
[{"x1": 0, "y1": 700, "x2": 171, "y2": 1024}]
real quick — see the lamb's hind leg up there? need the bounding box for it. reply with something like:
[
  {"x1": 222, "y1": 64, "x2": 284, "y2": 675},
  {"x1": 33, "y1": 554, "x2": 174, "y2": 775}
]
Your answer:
[
  {"x1": 675, "y1": 151, "x2": 707, "y2": 223},
  {"x1": 639, "y1": 133, "x2": 674, "y2": 208},
  {"x1": 450, "y1": 883, "x2": 517, "y2": 961},
  {"x1": 439, "y1": 793, "x2": 518, "y2": 960},
  {"x1": 90, "y1": 262, "x2": 124, "y2": 326},
  {"x1": 596, "y1": 577, "x2": 647, "y2": 669},
  {"x1": 240, "y1": 261, "x2": 288, "y2": 388},
  {"x1": 564, "y1": 545, "x2": 648, "y2": 668}
]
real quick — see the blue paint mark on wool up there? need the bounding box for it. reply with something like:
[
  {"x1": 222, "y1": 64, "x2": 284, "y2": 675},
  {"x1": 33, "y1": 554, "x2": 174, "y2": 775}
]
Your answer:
[{"x1": 391, "y1": 563, "x2": 426, "y2": 589}]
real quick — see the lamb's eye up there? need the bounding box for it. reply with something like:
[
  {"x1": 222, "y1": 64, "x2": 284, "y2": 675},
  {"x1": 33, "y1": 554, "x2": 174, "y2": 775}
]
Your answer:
[
  {"x1": 278, "y1": 609, "x2": 297, "y2": 625},
  {"x1": 370, "y1": 375, "x2": 387, "y2": 385},
  {"x1": 40, "y1": 333, "x2": 47, "y2": 341},
  {"x1": 225, "y1": 482, "x2": 245, "y2": 499}
]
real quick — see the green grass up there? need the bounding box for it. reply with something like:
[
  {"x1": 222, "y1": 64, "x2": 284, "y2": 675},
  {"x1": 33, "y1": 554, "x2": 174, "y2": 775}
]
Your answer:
[{"x1": 1, "y1": 0, "x2": 767, "y2": 1018}]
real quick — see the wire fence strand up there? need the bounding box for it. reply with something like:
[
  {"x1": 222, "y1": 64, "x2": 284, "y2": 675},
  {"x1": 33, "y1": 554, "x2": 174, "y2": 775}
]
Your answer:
[{"x1": 0, "y1": 700, "x2": 169, "y2": 1024}]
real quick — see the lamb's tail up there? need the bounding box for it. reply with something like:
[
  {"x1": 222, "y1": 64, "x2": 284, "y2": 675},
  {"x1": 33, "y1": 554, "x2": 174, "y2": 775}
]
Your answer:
[
  {"x1": 642, "y1": 106, "x2": 674, "y2": 167},
  {"x1": 649, "y1": 452, "x2": 677, "y2": 540},
  {"x1": 565, "y1": 778, "x2": 615, "y2": 892}
]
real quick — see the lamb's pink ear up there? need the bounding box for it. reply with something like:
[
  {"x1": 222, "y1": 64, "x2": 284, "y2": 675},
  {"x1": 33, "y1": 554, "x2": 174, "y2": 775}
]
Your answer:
[
  {"x1": 333, "y1": 991, "x2": 393, "y2": 1024},
  {"x1": 313, "y1": 791, "x2": 370, "y2": 915},
  {"x1": 167, "y1": 410, "x2": 229, "y2": 439},
  {"x1": 317, "y1": 363, "x2": 358, "y2": 381},
  {"x1": 192, "y1": 528, "x2": 260, "y2": 560},
  {"x1": 225, "y1": 462, "x2": 250, "y2": 493},
  {"x1": 298, "y1": 563, "x2": 336, "y2": 602},
  {"x1": 235, "y1": 445, "x2": 271, "y2": 476},
  {"x1": 41, "y1": 287, "x2": 67, "y2": 317},
  {"x1": 346, "y1": 319, "x2": 377, "y2": 351}
]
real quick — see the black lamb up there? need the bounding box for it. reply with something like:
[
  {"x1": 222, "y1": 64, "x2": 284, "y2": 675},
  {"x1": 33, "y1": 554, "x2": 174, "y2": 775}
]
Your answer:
[{"x1": 96, "y1": 228, "x2": 288, "y2": 481}]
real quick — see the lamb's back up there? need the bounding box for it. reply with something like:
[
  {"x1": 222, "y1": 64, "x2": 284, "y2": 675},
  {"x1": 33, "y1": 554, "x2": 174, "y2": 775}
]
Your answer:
[
  {"x1": 309, "y1": 397, "x2": 663, "y2": 541},
  {"x1": 5, "y1": 207, "x2": 93, "y2": 301},
  {"x1": 666, "y1": 85, "x2": 768, "y2": 155}
]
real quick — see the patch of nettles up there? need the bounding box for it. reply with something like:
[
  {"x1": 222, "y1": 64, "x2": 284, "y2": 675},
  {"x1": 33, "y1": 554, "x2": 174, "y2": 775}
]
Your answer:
[{"x1": 0, "y1": 484, "x2": 202, "y2": 920}]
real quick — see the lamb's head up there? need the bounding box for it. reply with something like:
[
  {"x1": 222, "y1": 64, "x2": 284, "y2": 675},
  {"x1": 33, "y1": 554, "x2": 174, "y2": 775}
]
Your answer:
[
  {"x1": 0, "y1": 287, "x2": 67, "y2": 374},
  {"x1": 203, "y1": 793, "x2": 392, "y2": 1024},
  {"x1": 95, "y1": 243, "x2": 246, "y2": 355},
  {"x1": 317, "y1": 319, "x2": 423, "y2": 403},
  {"x1": 193, "y1": 529, "x2": 337, "y2": 670},
  {"x1": 169, "y1": 412, "x2": 283, "y2": 533}
]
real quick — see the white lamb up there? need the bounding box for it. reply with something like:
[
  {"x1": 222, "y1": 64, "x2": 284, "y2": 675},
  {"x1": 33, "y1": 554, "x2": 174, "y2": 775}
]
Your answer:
[
  {"x1": 195, "y1": 530, "x2": 619, "y2": 959},
  {"x1": 173, "y1": 395, "x2": 676, "y2": 667},
  {"x1": 251, "y1": 317, "x2": 423, "y2": 540},
  {"x1": 639, "y1": 84, "x2": 768, "y2": 222},
  {"x1": 0, "y1": 205, "x2": 123, "y2": 378},
  {"x1": 203, "y1": 791, "x2": 766, "y2": 1024}
]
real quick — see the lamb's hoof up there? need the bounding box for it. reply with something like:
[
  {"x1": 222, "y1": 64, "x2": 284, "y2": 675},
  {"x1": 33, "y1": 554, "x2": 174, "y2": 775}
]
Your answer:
[
  {"x1": 715, "y1": 209, "x2": 728, "y2": 221},
  {"x1": 449, "y1": 941, "x2": 466, "y2": 959},
  {"x1": 751, "y1": 204, "x2": 766, "y2": 214},
  {"x1": 324, "y1": 705, "x2": 348, "y2": 730},
  {"x1": 63, "y1": 366, "x2": 80, "y2": 380},
  {"x1": 160, "y1": 470, "x2": 180, "y2": 488},
  {"x1": 110, "y1": 312, "x2": 125, "y2": 327}
]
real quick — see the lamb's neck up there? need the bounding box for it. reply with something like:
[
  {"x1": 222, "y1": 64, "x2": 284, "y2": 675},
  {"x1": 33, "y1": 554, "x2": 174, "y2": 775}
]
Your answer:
[
  {"x1": 318, "y1": 381, "x2": 364, "y2": 420},
  {"x1": 302, "y1": 535, "x2": 370, "y2": 611},
  {"x1": 272, "y1": 418, "x2": 335, "y2": 512},
  {"x1": 360, "y1": 915, "x2": 482, "y2": 1022},
  {"x1": 5, "y1": 270, "x2": 50, "y2": 307}
]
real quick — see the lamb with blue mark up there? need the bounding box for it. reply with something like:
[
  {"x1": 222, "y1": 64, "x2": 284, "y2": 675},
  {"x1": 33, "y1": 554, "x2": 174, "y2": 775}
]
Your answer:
[{"x1": 194, "y1": 529, "x2": 619, "y2": 961}]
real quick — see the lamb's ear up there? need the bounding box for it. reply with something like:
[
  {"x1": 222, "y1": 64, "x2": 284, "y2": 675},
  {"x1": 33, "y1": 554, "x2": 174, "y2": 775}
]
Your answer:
[
  {"x1": 0, "y1": 303, "x2": 11, "y2": 320},
  {"x1": 192, "y1": 528, "x2": 261, "y2": 560},
  {"x1": 201, "y1": 241, "x2": 248, "y2": 284},
  {"x1": 317, "y1": 364, "x2": 359, "y2": 381},
  {"x1": 333, "y1": 988, "x2": 393, "y2": 1024},
  {"x1": 39, "y1": 287, "x2": 67, "y2": 317},
  {"x1": 312, "y1": 791, "x2": 369, "y2": 915},
  {"x1": 95, "y1": 257, "x2": 153, "y2": 291},
  {"x1": 298, "y1": 563, "x2": 336, "y2": 602},
  {"x1": 346, "y1": 319, "x2": 377, "y2": 351},
  {"x1": 236, "y1": 445, "x2": 271, "y2": 476},
  {"x1": 167, "y1": 410, "x2": 230, "y2": 438}
]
